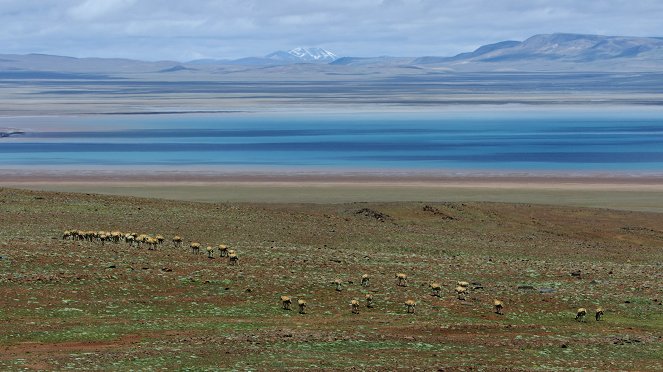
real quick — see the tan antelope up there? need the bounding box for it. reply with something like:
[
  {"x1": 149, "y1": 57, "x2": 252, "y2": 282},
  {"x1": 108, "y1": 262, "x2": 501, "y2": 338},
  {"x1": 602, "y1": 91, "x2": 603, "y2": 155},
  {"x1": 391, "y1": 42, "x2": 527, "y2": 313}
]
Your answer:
[
  {"x1": 494, "y1": 299, "x2": 504, "y2": 314},
  {"x1": 280, "y1": 296, "x2": 292, "y2": 310},
  {"x1": 351, "y1": 299, "x2": 360, "y2": 314},
  {"x1": 361, "y1": 274, "x2": 370, "y2": 287},
  {"x1": 298, "y1": 299, "x2": 307, "y2": 314},
  {"x1": 405, "y1": 300, "x2": 416, "y2": 314},
  {"x1": 365, "y1": 294, "x2": 374, "y2": 308},
  {"x1": 455, "y1": 286, "x2": 467, "y2": 300},
  {"x1": 430, "y1": 282, "x2": 442, "y2": 297},
  {"x1": 595, "y1": 307, "x2": 604, "y2": 321},
  {"x1": 395, "y1": 273, "x2": 408, "y2": 287},
  {"x1": 218, "y1": 244, "x2": 229, "y2": 257}
]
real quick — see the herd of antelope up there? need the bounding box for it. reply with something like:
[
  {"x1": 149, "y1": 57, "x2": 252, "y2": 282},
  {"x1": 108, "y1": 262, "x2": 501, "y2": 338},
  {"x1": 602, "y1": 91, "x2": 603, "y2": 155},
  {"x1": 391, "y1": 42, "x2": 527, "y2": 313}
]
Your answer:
[
  {"x1": 62, "y1": 229, "x2": 239, "y2": 265},
  {"x1": 62, "y1": 229, "x2": 603, "y2": 321},
  {"x1": 283, "y1": 272, "x2": 604, "y2": 322}
]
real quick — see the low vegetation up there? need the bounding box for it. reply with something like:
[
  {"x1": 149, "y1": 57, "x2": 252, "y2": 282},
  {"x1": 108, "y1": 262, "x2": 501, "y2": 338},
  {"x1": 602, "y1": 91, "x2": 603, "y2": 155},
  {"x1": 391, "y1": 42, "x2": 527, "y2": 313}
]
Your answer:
[{"x1": 1, "y1": 187, "x2": 662, "y2": 370}]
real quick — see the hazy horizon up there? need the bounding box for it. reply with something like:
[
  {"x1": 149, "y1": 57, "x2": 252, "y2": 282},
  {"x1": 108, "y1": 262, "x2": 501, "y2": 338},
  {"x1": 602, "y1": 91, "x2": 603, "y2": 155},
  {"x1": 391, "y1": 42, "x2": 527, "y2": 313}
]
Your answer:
[{"x1": 2, "y1": 1, "x2": 663, "y2": 61}]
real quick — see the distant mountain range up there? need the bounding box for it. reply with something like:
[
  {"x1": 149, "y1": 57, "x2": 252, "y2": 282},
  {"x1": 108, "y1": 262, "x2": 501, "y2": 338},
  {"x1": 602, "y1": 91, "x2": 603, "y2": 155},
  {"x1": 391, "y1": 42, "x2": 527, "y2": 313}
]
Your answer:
[
  {"x1": 189, "y1": 47, "x2": 338, "y2": 66},
  {"x1": 2, "y1": 34, "x2": 663, "y2": 74}
]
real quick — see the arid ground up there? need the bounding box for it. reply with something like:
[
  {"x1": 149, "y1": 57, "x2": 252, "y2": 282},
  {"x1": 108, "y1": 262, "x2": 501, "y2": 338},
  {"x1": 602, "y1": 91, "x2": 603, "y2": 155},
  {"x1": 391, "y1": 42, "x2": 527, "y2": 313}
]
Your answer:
[{"x1": 1, "y1": 186, "x2": 662, "y2": 370}]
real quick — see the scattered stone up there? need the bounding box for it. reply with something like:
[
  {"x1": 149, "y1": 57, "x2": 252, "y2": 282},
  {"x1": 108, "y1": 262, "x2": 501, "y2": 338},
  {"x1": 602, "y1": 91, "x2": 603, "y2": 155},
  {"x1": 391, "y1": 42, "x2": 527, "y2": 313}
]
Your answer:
[
  {"x1": 422, "y1": 205, "x2": 454, "y2": 219},
  {"x1": 538, "y1": 287, "x2": 556, "y2": 294},
  {"x1": 612, "y1": 336, "x2": 641, "y2": 345},
  {"x1": 571, "y1": 270, "x2": 582, "y2": 278},
  {"x1": 517, "y1": 285, "x2": 535, "y2": 290},
  {"x1": 107, "y1": 264, "x2": 116, "y2": 269},
  {"x1": 354, "y1": 208, "x2": 391, "y2": 222}
]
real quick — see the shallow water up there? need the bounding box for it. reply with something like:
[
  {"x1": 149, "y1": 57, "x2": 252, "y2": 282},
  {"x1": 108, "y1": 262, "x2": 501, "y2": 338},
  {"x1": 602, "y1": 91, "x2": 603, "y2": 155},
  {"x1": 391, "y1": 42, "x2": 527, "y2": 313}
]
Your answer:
[{"x1": 2, "y1": 111, "x2": 663, "y2": 173}]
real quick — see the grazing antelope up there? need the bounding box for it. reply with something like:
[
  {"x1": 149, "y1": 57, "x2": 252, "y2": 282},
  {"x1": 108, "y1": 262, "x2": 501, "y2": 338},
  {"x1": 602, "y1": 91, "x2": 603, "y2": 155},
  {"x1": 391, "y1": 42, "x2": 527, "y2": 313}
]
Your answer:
[
  {"x1": 351, "y1": 299, "x2": 360, "y2": 314},
  {"x1": 62, "y1": 230, "x2": 72, "y2": 240},
  {"x1": 365, "y1": 294, "x2": 374, "y2": 308},
  {"x1": 333, "y1": 279, "x2": 343, "y2": 291},
  {"x1": 430, "y1": 282, "x2": 442, "y2": 297},
  {"x1": 99, "y1": 234, "x2": 107, "y2": 246},
  {"x1": 576, "y1": 308, "x2": 587, "y2": 322},
  {"x1": 156, "y1": 235, "x2": 164, "y2": 245},
  {"x1": 455, "y1": 286, "x2": 467, "y2": 300},
  {"x1": 494, "y1": 299, "x2": 504, "y2": 314},
  {"x1": 125, "y1": 234, "x2": 135, "y2": 247},
  {"x1": 218, "y1": 244, "x2": 229, "y2": 257},
  {"x1": 298, "y1": 299, "x2": 307, "y2": 314},
  {"x1": 206, "y1": 246, "x2": 214, "y2": 258},
  {"x1": 228, "y1": 252, "x2": 238, "y2": 265},
  {"x1": 281, "y1": 296, "x2": 292, "y2": 310},
  {"x1": 190, "y1": 242, "x2": 201, "y2": 254},
  {"x1": 595, "y1": 307, "x2": 604, "y2": 321},
  {"x1": 405, "y1": 300, "x2": 416, "y2": 314},
  {"x1": 457, "y1": 281, "x2": 470, "y2": 288},
  {"x1": 396, "y1": 273, "x2": 408, "y2": 287},
  {"x1": 147, "y1": 237, "x2": 158, "y2": 250},
  {"x1": 172, "y1": 236, "x2": 183, "y2": 248},
  {"x1": 361, "y1": 274, "x2": 370, "y2": 287},
  {"x1": 137, "y1": 234, "x2": 148, "y2": 247},
  {"x1": 111, "y1": 231, "x2": 122, "y2": 243}
]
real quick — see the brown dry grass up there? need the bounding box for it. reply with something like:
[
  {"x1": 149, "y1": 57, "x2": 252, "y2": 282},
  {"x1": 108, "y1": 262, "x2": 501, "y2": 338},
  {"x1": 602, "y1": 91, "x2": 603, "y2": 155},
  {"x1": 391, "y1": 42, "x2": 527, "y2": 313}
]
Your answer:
[{"x1": 0, "y1": 187, "x2": 662, "y2": 370}]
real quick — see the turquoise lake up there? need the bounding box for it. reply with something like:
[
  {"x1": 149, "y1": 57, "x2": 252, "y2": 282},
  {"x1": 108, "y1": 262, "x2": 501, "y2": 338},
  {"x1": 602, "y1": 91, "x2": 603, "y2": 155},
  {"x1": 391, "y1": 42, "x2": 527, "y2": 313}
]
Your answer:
[{"x1": 2, "y1": 111, "x2": 663, "y2": 173}]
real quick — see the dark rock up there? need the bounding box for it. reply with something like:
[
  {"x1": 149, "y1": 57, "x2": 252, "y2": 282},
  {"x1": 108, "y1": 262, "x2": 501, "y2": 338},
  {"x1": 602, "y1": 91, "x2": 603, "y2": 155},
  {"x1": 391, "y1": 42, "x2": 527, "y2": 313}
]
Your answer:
[
  {"x1": 422, "y1": 205, "x2": 454, "y2": 219},
  {"x1": 517, "y1": 285, "x2": 535, "y2": 290},
  {"x1": 539, "y1": 287, "x2": 556, "y2": 293},
  {"x1": 354, "y1": 208, "x2": 391, "y2": 222},
  {"x1": 107, "y1": 265, "x2": 116, "y2": 269},
  {"x1": 571, "y1": 270, "x2": 582, "y2": 277}
]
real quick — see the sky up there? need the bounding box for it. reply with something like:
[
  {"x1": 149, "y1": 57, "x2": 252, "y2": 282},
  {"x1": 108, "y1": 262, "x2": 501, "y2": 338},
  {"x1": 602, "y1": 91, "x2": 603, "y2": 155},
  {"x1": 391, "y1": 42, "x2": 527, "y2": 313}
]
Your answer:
[{"x1": 1, "y1": 0, "x2": 663, "y2": 61}]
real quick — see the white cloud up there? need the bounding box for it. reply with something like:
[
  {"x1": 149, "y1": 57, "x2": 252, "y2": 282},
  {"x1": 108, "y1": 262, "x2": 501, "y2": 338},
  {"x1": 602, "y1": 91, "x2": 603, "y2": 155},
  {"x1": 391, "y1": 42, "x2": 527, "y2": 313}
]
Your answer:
[
  {"x1": 68, "y1": 0, "x2": 136, "y2": 21},
  {"x1": 0, "y1": 0, "x2": 661, "y2": 60}
]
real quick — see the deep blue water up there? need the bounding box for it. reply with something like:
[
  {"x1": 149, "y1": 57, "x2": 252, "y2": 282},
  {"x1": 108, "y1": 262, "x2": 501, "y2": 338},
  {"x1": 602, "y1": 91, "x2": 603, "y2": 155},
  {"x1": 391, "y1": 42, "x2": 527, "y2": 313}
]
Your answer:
[{"x1": 2, "y1": 112, "x2": 663, "y2": 172}]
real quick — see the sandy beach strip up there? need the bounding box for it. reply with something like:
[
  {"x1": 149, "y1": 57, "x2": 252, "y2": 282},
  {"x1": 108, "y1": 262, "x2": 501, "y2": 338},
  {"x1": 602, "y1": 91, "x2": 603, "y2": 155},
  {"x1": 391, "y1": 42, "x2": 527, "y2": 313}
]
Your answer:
[{"x1": 2, "y1": 169, "x2": 663, "y2": 212}]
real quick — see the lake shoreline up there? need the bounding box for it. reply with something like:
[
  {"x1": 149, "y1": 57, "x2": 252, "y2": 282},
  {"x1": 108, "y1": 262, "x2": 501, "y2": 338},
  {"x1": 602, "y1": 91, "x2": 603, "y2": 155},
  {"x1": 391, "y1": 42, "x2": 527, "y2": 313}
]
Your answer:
[{"x1": 3, "y1": 169, "x2": 663, "y2": 212}]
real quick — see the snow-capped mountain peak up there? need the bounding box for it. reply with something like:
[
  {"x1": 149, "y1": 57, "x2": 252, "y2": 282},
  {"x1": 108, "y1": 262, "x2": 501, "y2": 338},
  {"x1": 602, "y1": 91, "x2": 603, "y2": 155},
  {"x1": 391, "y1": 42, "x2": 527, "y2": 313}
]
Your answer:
[
  {"x1": 265, "y1": 47, "x2": 338, "y2": 63},
  {"x1": 288, "y1": 47, "x2": 338, "y2": 62}
]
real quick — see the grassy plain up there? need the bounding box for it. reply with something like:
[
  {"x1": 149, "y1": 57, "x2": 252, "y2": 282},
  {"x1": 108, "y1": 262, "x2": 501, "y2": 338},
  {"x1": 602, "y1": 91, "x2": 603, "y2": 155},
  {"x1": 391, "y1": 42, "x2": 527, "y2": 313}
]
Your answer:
[{"x1": 1, "y1": 187, "x2": 662, "y2": 370}]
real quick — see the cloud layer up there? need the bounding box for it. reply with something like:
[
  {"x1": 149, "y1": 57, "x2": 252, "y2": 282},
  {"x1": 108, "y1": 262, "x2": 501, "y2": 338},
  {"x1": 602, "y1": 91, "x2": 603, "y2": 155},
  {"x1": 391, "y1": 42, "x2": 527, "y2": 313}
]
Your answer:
[{"x1": 1, "y1": 0, "x2": 662, "y2": 61}]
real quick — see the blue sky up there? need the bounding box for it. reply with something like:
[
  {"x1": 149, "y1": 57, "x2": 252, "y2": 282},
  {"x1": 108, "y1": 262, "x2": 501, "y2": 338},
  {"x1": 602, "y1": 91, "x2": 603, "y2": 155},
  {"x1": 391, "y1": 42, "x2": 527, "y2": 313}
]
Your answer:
[{"x1": 1, "y1": 0, "x2": 662, "y2": 61}]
